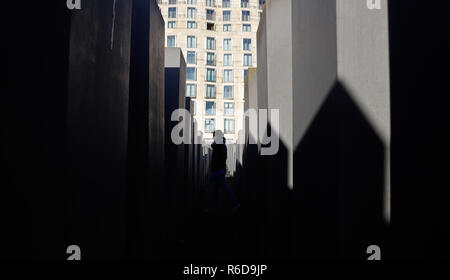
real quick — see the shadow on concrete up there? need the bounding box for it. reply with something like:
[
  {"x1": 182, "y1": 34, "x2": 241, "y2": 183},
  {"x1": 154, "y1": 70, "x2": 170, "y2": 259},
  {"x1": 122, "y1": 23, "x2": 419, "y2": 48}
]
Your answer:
[{"x1": 293, "y1": 81, "x2": 388, "y2": 260}]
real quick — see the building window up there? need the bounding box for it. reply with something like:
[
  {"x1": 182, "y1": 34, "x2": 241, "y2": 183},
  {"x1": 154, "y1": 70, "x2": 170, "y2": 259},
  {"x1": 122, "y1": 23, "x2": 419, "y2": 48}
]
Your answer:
[
  {"x1": 206, "y1": 9, "x2": 216, "y2": 21},
  {"x1": 205, "y1": 119, "x2": 215, "y2": 133},
  {"x1": 207, "y1": 22, "x2": 216, "y2": 31},
  {"x1": 224, "y1": 119, "x2": 235, "y2": 134},
  {"x1": 223, "y1": 11, "x2": 231, "y2": 21},
  {"x1": 206, "y1": 0, "x2": 215, "y2": 7},
  {"x1": 206, "y1": 85, "x2": 216, "y2": 98},
  {"x1": 187, "y1": 67, "x2": 196, "y2": 81},
  {"x1": 242, "y1": 24, "x2": 251, "y2": 32},
  {"x1": 206, "y1": 68, "x2": 216, "y2": 82},
  {"x1": 224, "y1": 70, "x2": 233, "y2": 82},
  {"x1": 187, "y1": 36, "x2": 196, "y2": 48},
  {"x1": 259, "y1": 0, "x2": 266, "y2": 10},
  {"x1": 167, "y1": 36, "x2": 176, "y2": 47},
  {"x1": 224, "y1": 102, "x2": 234, "y2": 116},
  {"x1": 223, "y1": 54, "x2": 232, "y2": 66},
  {"x1": 223, "y1": 24, "x2": 232, "y2": 32},
  {"x1": 244, "y1": 69, "x2": 248, "y2": 79},
  {"x1": 205, "y1": 101, "x2": 216, "y2": 116},
  {"x1": 169, "y1": 0, "x2": 177, "y2": 4},
  {"x1": 187, "y1": 0, "x2": 196, "y2": 4},
  {"x1": 223, "y1": 39, "x2": 232, "y2": 51},
  {"x1": 207, "y1": 37, "x2": 216, "y2": 50},
  {"x1": 187, "y1": 51, "x2": 196, "y2": 64},
  {"x1": 242, "y1": 10, "x2": 250, "y2": 21},
  {"x1": 168, "y1": 21, "x2": 176, "y2": 28},
  {"x1": 222, "y1": 0, "x2": 230, "y2": 8},
  {"x1": 186, "y1": 84, "x2": 197, "y2": 97},
  {"x1": 243, "y1": 54, "x2": 252, "y2": 66},
  {"x1": 241, "y1": 0, "x2": 249, "y2": 8},
  {"x1": 243, "y1": 38, "x2": 251, "y2": 50},
  {"x1": 168, "y1": 7, "x2": 177, "y2": 18},
  {"x1": 206, "y1": 52, "x2": 216, "y2": 66},
  {"x1": 224, "y1": 86, "x2": 233, "y2": 99},
  {"x1": 187, "y1": 21, "x2": 197, "y2": 29},
  {"x1": 187, "y1": 7, "x2": 197, "y2": 19}
]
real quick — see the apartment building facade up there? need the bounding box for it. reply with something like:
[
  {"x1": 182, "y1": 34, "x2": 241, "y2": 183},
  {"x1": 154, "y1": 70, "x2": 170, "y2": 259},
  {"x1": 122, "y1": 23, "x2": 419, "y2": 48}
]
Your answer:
[{"x1": 157, "y1": 0, "x2": 265, "y2": 143}]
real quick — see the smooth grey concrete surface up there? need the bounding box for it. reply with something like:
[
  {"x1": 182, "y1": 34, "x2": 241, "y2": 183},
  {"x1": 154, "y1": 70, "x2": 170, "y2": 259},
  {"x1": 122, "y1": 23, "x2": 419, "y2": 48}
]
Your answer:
[
  {"x1": 164, "y1": 47, "x2": 187, "y2": 254},
  {"x1": 244, "y1": 68, "x2": 259, "y2": 146},
  {"x1": 256, "y1": 9, "x2": 268, "y2": 114},
  {"x1": 243, "y1": 0, "x2": 391, "y2": 259},
  {"x1": 291, "y1": 0, "x2": 338, "y2": 149},
  {"x1": 66, "y1": 0, "x2": 166, "y2": 259},
  {"x1": 67, "y1": 0, "x2": 133, "y2": 259},
  {"x1": 265, "y1": 0, "x2": 294, "y2": 187},
  {"x1": 184, "y1": 97, "x2": 195, "y2": 222},
  {"x1": 165, "y1": 47, "x2": 184, "y2": 68},
  {"x1": 336, "y1": 0, "x2": 391, "y2": 222},
  {"x1": 127, "y1": 0, "x2": 166, "y2": 259}
]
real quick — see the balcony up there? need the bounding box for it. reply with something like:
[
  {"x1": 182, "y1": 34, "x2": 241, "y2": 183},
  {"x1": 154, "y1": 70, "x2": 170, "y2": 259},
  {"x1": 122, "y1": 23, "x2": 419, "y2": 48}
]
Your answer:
[
  {"x1": 206, "y1": 59, "x2": 216, "y2": 66},
  {"x1": 206, "y1": 12, "x2": 216, "y2": 21},
  {"x1": 207, "y1": 22, "x2": 216, "y2": 31}
]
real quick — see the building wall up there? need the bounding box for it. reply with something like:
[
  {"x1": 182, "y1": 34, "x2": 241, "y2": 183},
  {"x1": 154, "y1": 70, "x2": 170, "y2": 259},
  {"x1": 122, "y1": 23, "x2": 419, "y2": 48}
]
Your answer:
[{"x1": 158, "y1": 0, "x2": 264, "y2": 143}]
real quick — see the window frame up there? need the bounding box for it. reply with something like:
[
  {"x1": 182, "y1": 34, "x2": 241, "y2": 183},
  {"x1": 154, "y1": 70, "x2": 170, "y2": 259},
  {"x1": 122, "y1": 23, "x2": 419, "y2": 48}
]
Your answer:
[
  {"x1": 223, "y1": 38, "x2": 232, "y2": 51},
  {"x1": 205, "y1": 101, "x2": 216, "y2": 116},
  {"x1": 243, "y1": 54, "x2": 252, "y2": 66},
  {"x1": 186, "y1": 67, "x2": 197, "y2": 81},
  {"x1": 206, "y1": 37, "x2": 216, "y2": 50},
  {"x1": 167, "y1": 35, "x2": 176, "y2": 47},
  {"x1": 187, "y1": 36, "x2": 197, "y2": 48},
  {"x1": 224, "y1": 102, "x2": 234, "y2": 116},
  {"x1": 224, "y1": 69, "x2": 233, "y2": 83},
  {"x1": 168, "y1": 7, "x2": 177, "y2": 18},
  {"x1": 206, "y1": 84, "x2": 217, "y2": 98},
  {"x1": 187, "y1": 7, "x2": 197, "y2": 19},
  {"x1": 187, "y1": 51, "x2": 196, "y2": 64},
  {"x1": 205, "y1": 119, "x2": 216, "y2": 133},
  {"x1": 224, "y1": 119, "x2": 235, "y2": 134},
  {"x1": 224, "y1": 85, "x2": 233, "y2": 99},
  {"x1": 186, "y1": 84, "x2": 197, "y2": 98}
]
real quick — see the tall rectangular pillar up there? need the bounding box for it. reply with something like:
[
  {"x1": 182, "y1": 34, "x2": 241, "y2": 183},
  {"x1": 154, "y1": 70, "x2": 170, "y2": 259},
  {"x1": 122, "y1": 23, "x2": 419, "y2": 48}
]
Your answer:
[
  {"x1": 67, "y1": 0, "x2": 133, "y2": 259},
  {"x1": 164, "y1": 47, "x2": 187, "y2": 254},
  {"x1": 127, "y1": 0, "x2": 166, "y2": 259},
  {"x1": 256, "y1": 0, "x2": 391, "y2": 259},
  {"x1": 67, "y1": 0, "x2": 166, "y2": 259}
]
